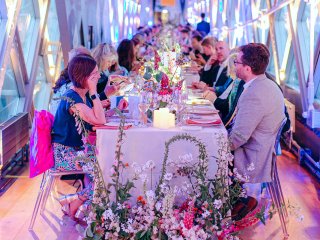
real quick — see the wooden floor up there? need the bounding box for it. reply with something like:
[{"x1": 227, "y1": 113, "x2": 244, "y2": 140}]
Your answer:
[{"x1": 0, "y1": 150, "x2": 319, "y2": 240}]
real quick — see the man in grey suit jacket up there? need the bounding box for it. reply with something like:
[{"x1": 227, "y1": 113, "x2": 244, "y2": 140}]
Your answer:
[{"x1": 229, "y1": 43, "x2": 285, "y2": 184}]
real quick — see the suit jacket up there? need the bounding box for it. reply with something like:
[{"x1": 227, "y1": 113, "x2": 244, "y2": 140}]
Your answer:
[
  {"x1": 196, "y1": 21, "x2": 210, "y2": 35},
  {"x1": 200, "y1": 64, "x2": 229, "y2": 92},
  {"x1": 229, "y1": 74, "x2": 285, "y2": 183},
  {"x1": 199, "y1": 62, "x2": 219, "y2": 87}
]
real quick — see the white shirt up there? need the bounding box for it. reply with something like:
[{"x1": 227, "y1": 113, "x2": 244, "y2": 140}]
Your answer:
[{"x1": 214, "y1": 60, "x2": 228, "y2": 86}]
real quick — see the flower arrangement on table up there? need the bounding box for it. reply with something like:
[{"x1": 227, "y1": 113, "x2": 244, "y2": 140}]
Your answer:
[
  {"x1": 80, "y1": 114, "x2": 251, "y2": 240},
  {"x1": 65, "y1": 99, "x2": 303, "y2": 240},
  {"x1": 140, "y1": 48, "x2": 184, "y2": 108}
]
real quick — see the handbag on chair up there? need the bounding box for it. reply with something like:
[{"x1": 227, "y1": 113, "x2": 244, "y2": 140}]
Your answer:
[{"x1": 29, "y1": 110, "x2": 55, "y2": 178}]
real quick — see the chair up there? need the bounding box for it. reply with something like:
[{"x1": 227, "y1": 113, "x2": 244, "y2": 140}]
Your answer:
[
  {"x1": 29, "y1": 169, "x2": 84, "y2": 230},
  {"x1": 28, "y1": 110, "x2": 85, "y2": 230},
  {"x1": 266, "y1": 118, "x2": 289, "y2": 238}
]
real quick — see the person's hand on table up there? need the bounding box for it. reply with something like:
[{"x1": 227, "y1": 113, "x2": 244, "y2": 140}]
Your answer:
[
  {"x1": 190, "y1": 64, "x2": 202, "y2": 72},
  {"x1": 101, "y1": 99, "x2": 111, "y2": 109},
  {"x1": 203, "y1": 90, "x2": 217, "y2": 102},
  {"x1": 104, "y1": 85, "x2": 121, "y2": 97},
  {"x1": 117, "y1": 99, "x2": 128, "y2": 111},
  {"x1": 191, "y1": 81, "x2": 208, "y2": 90}
]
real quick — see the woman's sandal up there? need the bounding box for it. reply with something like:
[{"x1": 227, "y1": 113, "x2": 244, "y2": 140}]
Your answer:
[
  {"x1": 58, "y1": 194, "x2": 86, "y2": 219},
  {"x1": 74, "y1": 203, "x2": 88, "y2": 225}
]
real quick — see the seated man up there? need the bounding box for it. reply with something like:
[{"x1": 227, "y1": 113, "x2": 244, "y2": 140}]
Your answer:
[{"x1": 229, "y1": 43, "x2": 285, "y2": 218}]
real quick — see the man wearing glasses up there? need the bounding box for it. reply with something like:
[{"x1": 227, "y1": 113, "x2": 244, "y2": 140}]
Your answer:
[{"x1": 229, "y1": 43, "x2": 285, "y2": 220}]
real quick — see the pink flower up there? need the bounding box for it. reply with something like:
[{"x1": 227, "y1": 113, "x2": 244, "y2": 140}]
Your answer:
[
  {"x1": 161, "y1": 74, "x2": 170, "y2": 88},
  {"x1": 183, "y1": 212, "x2": 194, "y2": 230}
]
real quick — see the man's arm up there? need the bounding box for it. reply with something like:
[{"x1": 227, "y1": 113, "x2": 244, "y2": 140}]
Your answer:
[{"x1": 229, "y1": 91, "x2": 264, "y2": 150}]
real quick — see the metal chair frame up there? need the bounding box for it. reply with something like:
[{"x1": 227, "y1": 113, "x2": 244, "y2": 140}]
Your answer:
[
  {"x1": 28, "y1": 169, "x2": 84, "y2": 231},
  {"x1": 266, "y1": 118, "x2": 289, "y2": 239}
]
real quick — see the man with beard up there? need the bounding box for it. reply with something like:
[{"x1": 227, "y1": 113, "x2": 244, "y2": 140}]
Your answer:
[{"x1": 229, "y1": 43, "x2": 285, "y2": 220}]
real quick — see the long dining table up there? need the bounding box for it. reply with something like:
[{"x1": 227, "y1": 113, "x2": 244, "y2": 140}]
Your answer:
[{"x1": 96, "y1": 71, "x2": 229, "y2": 201}]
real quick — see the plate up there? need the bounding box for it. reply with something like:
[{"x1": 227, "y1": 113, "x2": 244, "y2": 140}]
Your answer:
[
  {"x1": 104, "y1": 122, "x2": 132, "y2": 127},
  {"x1": 186, "y1": 119, "x2": 221, "y2": 126},
  {"x1": 180, "y1": 126, "x2": 202, "y2": 131},
  {"x1": 187, "y1": 108, "x2": 219, "y2": 115}
]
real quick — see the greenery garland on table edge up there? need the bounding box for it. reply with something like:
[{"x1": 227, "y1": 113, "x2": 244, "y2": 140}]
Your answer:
[{"x1": 59, "y1": 96, "x2": 302, "y2": 240}]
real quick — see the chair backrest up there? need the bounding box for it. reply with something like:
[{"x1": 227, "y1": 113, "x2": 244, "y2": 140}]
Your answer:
[
  {"x1": 29, "y1": 110, "x2": 55, "y2": 178},
  {"x1": 274, "y1": 118, "x2": 287, "y2": 156}
]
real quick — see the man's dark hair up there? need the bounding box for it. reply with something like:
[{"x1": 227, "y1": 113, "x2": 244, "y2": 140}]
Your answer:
[
  {"x1": 192, "y1": 34, "x2": 203, "y2": 42},
  {"x1": 181, "y1": 28, "x2": 189, "y2": 34},
  {"x1": 239, "y1": 43, "x2": 270, "y2": 75},
  {"x1": 201, "y1": 13, "x2": 205, "y2": 19}
]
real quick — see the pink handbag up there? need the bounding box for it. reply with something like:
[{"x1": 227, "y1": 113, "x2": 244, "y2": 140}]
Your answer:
[{"x1": 29, "y1": 110, "x2": 55, "y2": 178}]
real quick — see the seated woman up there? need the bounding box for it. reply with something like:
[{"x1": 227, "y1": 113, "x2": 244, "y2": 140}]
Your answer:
[
  {"x1": 117, "y1": 39, "x2": 142, "y2": 73},
  {"x1": 189, "y1": 34, "x2": 205, "y2": 64},
  {"x1": 203, "y1": 51, "x2": 240, "y2": 123},
  {"x1": 52, "y1": 55, "x2": 127, "y2": 221},
  {"x1": 92, "y1": 43, "x2": 128, "y2": 94},
  {"x1": 50, "y1": 46, "x2": 92, "y2": 115},
  {"x1": 197, "y1": 37, "x2": 219, "y2": 87},
  {"x1": 50, "y1": 48, "x2": 121, "y2": 116}
]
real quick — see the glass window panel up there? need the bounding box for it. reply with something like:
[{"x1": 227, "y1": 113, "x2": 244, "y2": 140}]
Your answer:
[
  {"x1": 314, "y1": 3, "x2": 320, "y2": 52},
  {"x1": 286, "y1": 52, "x2": 299, "y2": 89},
  {"x1": 46, "y1": 0, "x2": 60, "y2": 42},
  {"x1": 17, "y1": 0, "x2": 36, "y2": 66},
  {"x1": 316, "y1": 83, "x2": 320, "y2": 100},
  {"x1": 267, "y1": 43, "x2": 275, "y2": 76},
  {"x1": 298, "y1": 3, "x2": 311, "y2": 80},
  {"x1": 274, "y1": 6, "x2": 289, "y2": 66},
  {"x1": 33, "y1": 57, "x2": 51, "y2": 110},
  {"x1": 256, "y1": 1, "x2": 269, "y2": 44},
  {"x1": 0, "y1": 57, "x2": 20, "y2": 123}
]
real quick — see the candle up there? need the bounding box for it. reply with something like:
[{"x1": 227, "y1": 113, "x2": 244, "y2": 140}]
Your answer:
[
  {"x1": 153, "y1": 108, "x2": 175, "y2": 129},
  {"x1": 167, "y1": 113, "x2": 175, "y2": 128}
]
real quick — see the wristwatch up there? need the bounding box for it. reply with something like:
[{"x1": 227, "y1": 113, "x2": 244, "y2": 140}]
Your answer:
[{"x1": 90, "y1": 93, "x2": 99, "y2": 100}]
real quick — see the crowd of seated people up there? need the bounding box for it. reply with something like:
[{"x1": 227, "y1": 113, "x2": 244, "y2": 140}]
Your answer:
[{"x1": 46, "y1": 21, "x2": 290, "y2": 224}]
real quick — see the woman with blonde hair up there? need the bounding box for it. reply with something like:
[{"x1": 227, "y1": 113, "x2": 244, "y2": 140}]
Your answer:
[{"x1": 91, "y1": 43, "x2": 128, "y2": 93}]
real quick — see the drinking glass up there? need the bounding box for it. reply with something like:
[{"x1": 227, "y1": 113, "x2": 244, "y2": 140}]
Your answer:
[{"x1": 138, "y1": 92, "x2": 151, "y2": 127}]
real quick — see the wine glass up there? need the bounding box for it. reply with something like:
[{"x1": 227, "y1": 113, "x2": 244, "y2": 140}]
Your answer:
[
  {"x1": 172, "y1": 90, "x2": 185, "y2": 125},
  {"x1": 138, "y1": 92, "x2": 151, "y2": 127}
]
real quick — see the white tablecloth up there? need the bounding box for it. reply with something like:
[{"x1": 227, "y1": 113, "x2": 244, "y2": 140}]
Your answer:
[
  {"x1": 181, "y1": 72, "x2": 200, "y2": 86},
  {"x1": 96, "y1": 125, "x2": 228, "y2": 200}
]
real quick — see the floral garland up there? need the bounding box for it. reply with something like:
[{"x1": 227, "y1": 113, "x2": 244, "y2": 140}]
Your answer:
[{"x1": 80, "y1": 116, "x2": 249, "y2": 240}]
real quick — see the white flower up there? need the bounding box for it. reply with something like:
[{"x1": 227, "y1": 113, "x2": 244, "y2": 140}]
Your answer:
[
  {"x1": 164, "y1": 173, "x2": 173, "y2": 181},
  {"x1": 132, "y1": 162, "x2": 142, "y2": 174},
  {"x1": 214, "y1": 199, "x2": 223, "y2": 210},
  {"x1": 202, "y1": 210, "x2": 210, "y2": 218},
  {"x1": 146, "y1": 190, "x2": 155, "y2": 202},
  {"x1": 178, "y1": 153, "x2": 193, "y2": 164},
  {"x1": 155, "y1": 202, "x2": 162, "y2": 211},
  {"x1": 146, "y1": 160, "x2": 156, "y2": 169},
  {"x1": 247, "y1": 162, "x2": 255, "y2": 171},
  {"x1": 140, "y1": 174, "x2": 148, "y2": 183},
  {"x1": 102, "y1": 209, "x2": 114, "y2": 220}
]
